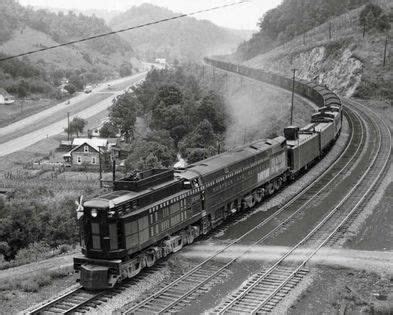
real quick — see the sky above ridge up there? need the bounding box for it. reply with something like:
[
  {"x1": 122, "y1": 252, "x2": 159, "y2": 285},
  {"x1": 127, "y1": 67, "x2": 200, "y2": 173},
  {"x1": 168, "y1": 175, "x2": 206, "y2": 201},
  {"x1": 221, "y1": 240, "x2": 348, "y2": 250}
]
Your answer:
[{"x1": 18, "y1": 0, "x2": 282, "y2": 30}]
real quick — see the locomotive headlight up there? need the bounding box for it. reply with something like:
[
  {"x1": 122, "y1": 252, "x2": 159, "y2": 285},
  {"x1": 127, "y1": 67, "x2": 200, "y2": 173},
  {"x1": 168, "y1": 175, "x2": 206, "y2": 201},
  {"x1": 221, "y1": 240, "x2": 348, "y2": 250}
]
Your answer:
[{"x1": 91, "y1": 209, "x2": 98, "y2": 218}]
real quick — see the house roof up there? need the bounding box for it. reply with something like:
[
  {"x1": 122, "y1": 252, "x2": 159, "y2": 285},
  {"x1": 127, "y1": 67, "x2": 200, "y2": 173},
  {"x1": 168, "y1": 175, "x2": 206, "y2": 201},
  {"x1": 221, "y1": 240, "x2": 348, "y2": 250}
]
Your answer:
[
  {"x1": 0, "y1": 88, "x2": 11, "y2": 97},
  {"x1": 72, "y1": 138, "x2": 108, "y2": 151}
]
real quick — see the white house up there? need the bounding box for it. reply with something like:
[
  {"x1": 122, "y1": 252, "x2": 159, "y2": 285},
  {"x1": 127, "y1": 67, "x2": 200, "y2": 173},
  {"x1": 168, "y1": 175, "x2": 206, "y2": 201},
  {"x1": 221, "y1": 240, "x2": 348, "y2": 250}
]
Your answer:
[
  {"x1": 0, "y1": 88, "x2": 15, "y2": 105},
  {"x1": 63, "y1": 138, "x2": 119, "y2": 166}
]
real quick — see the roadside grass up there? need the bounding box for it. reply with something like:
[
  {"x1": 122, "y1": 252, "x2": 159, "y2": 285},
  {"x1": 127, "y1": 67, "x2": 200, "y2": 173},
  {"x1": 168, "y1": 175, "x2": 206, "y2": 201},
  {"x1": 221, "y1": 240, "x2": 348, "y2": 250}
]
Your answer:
[
  {"x1": 0, "y1": 98, "x2": 55, "y2": 128},
  {"x1": 0, "y1": 244, "x2": 77, "y2": 271},
  {"x1": 0, "y1": 267, "x2": 72, "y2": 293}
]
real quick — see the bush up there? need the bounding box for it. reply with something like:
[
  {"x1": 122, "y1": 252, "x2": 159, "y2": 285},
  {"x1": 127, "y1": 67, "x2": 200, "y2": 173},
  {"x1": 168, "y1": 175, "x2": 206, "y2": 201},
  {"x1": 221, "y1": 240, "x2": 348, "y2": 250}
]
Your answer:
[
  {"x1": 19, "y1": 279, "x2": 40, "y2": 292},
  {"x1": 15, "y1": 242, "x2": 51, "y2": 263},
  {"x1": 58, "y1": 244, "x2": 72, "y2": 254}
]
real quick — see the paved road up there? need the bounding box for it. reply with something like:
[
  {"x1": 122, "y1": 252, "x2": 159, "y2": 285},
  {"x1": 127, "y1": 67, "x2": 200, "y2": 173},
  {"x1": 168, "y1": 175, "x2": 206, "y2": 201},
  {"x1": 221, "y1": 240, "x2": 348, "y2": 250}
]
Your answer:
[{"x1": 0, "y1": 72, "x2": 147, "y2": 157}]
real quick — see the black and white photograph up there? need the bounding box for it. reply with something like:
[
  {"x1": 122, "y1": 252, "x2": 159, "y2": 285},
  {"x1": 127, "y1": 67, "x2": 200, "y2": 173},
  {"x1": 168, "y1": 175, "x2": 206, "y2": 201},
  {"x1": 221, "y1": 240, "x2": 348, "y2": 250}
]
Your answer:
[{"x1": 0, "y1": 0, "x2": 392, "y2": 313}]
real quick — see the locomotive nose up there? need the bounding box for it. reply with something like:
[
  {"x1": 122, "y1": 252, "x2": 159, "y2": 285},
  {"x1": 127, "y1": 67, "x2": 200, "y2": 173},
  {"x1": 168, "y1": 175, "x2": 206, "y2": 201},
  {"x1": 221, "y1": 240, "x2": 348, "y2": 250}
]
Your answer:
[{"x1": 80, "y1": 264, "x2": 110, "y2": 290}]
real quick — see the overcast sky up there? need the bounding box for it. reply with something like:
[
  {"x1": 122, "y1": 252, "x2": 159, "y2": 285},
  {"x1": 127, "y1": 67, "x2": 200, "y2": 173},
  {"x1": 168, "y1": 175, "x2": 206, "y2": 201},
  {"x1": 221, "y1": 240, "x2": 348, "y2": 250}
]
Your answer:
[{"x1": 18, "y1": 0, "x2": 282, "y2": 30}]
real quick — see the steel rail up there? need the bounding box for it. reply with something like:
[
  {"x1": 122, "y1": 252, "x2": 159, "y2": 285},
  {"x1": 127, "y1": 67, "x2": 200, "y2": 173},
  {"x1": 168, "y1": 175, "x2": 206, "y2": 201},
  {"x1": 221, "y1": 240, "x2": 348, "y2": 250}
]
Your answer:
[
  {"x1": 215, "y1": 103, "x2": 373, "y2": 314},
  {"x1": 250, "y1": 100, "x2": 391, "y2": 314},
  {"x1": 122, "y1": 107, "x2": 364, "y2": 314},
  {"x1": 27, "y1": 286, "x2": 106, "y2": 315},
  {"x1": 216, "y1": 100, "x2": 391, "y2": 314}
]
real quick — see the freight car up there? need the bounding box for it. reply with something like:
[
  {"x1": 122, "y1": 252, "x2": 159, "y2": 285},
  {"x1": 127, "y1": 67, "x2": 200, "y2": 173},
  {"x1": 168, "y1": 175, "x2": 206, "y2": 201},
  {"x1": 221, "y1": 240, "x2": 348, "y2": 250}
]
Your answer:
[{"x1": 74, "y1": 59, "x2": 343, "y2": 290}]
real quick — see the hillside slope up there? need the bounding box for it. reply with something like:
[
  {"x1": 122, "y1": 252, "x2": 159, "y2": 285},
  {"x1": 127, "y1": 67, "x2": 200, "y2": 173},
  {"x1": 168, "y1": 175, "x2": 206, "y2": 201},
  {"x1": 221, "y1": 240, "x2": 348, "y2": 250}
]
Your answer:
[
  {"x1": 109, "y1": 4, "x2": 249, "y2": 63},
  {"x1": 236, "y1": 1, "x2": 393, "y2": 102},
  {"x1": 0, "y1": 0, "x2": 140, "y2": 99}
]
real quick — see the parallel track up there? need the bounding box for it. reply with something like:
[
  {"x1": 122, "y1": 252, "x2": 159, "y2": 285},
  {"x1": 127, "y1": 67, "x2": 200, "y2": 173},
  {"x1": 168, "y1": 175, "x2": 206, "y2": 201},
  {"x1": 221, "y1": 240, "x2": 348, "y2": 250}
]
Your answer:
[
  {"x1": 27, "y1": 265, "x2": 167, "y2": 314},
  {"x1": 121, "y1": 105, "x2": 372, "y2": 314},
  {"x1": 28, "y1": 286, "x2": 105, "y2": 314},
  {"x1": 213, "y1": 100, "x2": 391, "y2": 314}
]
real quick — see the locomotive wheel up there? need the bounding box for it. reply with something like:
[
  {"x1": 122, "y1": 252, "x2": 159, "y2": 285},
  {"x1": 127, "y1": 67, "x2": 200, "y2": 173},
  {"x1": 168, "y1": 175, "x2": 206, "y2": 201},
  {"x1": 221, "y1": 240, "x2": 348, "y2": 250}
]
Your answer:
[
  {"x1": 267, "y1": 183, "x2": 275, "y2": 195},
  {"x1": 245, "y1": 194, "x2": 255, "y2": 208},
  {"x1": 274, "y1": 178, "x2": 282, "y2": 191},
  {"x1": 254, "y1": 189, "x2": 264, "y2": 203},
  {"x1": 145, "y1": 250, "x2": 156, "y2": 268},
  {"x1": 187, "y1": 227, "x2": 195, "y2": 244}
]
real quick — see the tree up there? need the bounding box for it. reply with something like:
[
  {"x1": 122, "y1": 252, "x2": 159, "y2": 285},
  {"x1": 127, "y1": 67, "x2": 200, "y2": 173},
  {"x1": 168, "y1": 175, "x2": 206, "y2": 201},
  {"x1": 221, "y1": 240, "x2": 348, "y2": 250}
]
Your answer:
[
  {"x1": 64, "y1": 117, "x2": 87, "y2": 137},
  {"x1": 151, "y1": 103, "x2": 185, "y2": 131},
  {"x1": 17, "y1": 80, "x2": 29, "y2": 98},
  {"x1": 359, "y1": 4, "x2": 389, "y2": 34},
  {"x1": 64, "y1": 83, "x2": 76, "y2": 95},
  {"x1": 124, "y1": 139, "x2": 176, "y2": 172},
  {"x1": 178, "y1": 119, "x2": 217, "y2": 155},
  {"x1": 0, "y1": 242, "x2": 10, "y2": 258},
  {"x1": 119, "y1": 62, "x2": 133, "y2": 77},
  {"x1": 154, "y1": 85, "x2": 183, "y2": 107},
  {"x1": 68, "y1": 74, "x2": 85, "y2": 91},
  {"x1": 197, "y1": 91, "x2": 226, "y2": 133},
  {"x1": 99, "y1": 121, "x2": 118, "y2": 138},
  {"x1": 186, "y1": 148, "x2": 209, "y2": 164},
  {"x1": 170, "y1": 125, "x2": 188, "y2": 145},
  {"x1": 109, "y1": 93, "x2": 138, "y2": 143}
]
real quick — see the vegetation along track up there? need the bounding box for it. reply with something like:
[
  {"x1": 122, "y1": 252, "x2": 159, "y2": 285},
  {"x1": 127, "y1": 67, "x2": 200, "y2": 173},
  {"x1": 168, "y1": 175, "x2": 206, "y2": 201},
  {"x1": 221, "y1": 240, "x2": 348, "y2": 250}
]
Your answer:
[
  {"x1": 212, "y1": 99, "x2": 391, "y2": 314},
  {"x1": 119, "y1": 102, "x2": 375, "y2": 314}
]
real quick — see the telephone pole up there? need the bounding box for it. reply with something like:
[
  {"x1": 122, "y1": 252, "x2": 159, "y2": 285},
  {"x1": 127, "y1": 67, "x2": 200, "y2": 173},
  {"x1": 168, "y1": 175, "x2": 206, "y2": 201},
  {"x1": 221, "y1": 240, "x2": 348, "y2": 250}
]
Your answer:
[
  {"x1": 290, "y1": 69, "x2": 297, "y2": 125},
  {"x1": 67, "y1": 112, "x2": 70, "y2": 141},
  {"x1": 98, "y1": 147, "x2": 103, "y2": 188}
]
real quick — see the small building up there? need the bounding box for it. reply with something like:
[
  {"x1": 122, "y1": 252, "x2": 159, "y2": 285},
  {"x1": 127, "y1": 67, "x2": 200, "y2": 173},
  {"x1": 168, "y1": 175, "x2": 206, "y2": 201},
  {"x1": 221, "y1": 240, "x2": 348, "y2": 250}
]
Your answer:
[
  {"x1": 155, "y1": 58, "x2": 167, "y2": 65},
  {"x1": 0, "y1": 88, "x2": 15, "y2": 105},
  {"x1": 63, "y1": 138, "x2": 120, "y2": 167}
]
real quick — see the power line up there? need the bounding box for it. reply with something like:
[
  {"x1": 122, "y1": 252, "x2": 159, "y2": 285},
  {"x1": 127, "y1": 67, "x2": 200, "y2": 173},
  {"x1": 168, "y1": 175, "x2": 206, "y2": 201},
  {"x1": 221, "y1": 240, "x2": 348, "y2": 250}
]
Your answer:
[{"x1": 0, "y1": 0, "x2": 249, "y2": 63}]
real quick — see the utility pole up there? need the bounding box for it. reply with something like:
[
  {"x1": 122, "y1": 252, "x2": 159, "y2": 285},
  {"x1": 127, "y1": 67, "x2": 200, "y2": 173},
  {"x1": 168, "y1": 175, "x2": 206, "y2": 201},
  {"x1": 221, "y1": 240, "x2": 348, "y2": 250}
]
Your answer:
[
  {"x1": 98, "y1": 147, "x2": 103, "y2": 188},
  {"x1": 112, "y1": 158, "x2": 116, "y2": 183},
  {"x1": 383, "y1": 34, "x2": 388, "y2": 67},
  {"x1": 291, "y1": 69, "x2": 297, "y2": 126},
  {"x1": 329, "y1": 22, "x2": 332, "y2": 40},
  {"x1": 67, "y1": 112, "x2": 70, "y2": 141}
]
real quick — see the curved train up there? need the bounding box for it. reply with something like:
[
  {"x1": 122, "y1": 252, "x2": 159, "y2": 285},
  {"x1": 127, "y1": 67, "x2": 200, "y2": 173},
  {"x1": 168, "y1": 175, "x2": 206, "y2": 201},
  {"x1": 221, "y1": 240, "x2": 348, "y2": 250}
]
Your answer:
[{"x1": 73, "y1": 59, "x2": 343, "y2": 290}]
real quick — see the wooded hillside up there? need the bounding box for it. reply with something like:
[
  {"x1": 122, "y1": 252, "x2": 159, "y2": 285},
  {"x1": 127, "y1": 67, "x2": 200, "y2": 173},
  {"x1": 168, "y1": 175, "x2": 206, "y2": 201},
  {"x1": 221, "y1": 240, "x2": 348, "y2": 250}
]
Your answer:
[
  {"x1": 237, "y1": 0, "x2": 370, "y2": 60},
  {"x1": 109, "y1": 3, "x2": 249, "y2": 63}
]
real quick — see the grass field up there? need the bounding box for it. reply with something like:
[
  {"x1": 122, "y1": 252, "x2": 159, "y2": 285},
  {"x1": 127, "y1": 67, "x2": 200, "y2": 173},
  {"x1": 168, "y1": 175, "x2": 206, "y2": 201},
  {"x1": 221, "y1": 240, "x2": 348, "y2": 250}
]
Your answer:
[{"x1": 0, "y1": 98, "x2": 59, "y2": 128}]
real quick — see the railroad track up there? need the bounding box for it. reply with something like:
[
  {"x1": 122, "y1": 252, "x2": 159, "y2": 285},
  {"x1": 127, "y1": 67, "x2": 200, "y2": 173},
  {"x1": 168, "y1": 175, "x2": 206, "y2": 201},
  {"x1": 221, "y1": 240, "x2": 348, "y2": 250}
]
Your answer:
[
  {"x1": 27, "y1": 105, "x2": 388, "y2": 315},
  {"x1": 120, "y1": 104, "x2": 375, "y2": 314},
  {"x1": 27, "y1": 265, "x2": 167, "y2": 314},
  {"x1": 27, "y1": 286, "x2": 105, "y2": 314},
  {"x1": 212, "y1": 100, "x2": 391, "y2": 314}
]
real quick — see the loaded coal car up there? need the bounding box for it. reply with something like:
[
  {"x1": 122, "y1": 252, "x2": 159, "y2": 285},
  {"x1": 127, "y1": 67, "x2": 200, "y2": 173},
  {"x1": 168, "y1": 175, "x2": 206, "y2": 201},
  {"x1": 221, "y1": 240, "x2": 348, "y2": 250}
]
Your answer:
[
  {"x1": 311, "y1": 109, "x2": 341, "y2": 139},
  {"x1": 301, "y1": 122, "x2": 336, "y2": 154},
  {"x1": 284, "y1": 126, "x2": 321, "y2": 176},
  {"x1": 74, "y1": 137, "x2": 289, "y2": 290}
]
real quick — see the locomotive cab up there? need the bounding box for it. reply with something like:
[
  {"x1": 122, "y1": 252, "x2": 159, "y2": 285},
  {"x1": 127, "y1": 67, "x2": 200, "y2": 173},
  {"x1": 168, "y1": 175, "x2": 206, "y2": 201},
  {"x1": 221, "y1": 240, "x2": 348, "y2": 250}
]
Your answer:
[
  {"x1": 74, "y1": 199, "x2": 126, "y2": 289},
  {"x1": 81, "y1": 200, "x2": 125, "y2": 260}
]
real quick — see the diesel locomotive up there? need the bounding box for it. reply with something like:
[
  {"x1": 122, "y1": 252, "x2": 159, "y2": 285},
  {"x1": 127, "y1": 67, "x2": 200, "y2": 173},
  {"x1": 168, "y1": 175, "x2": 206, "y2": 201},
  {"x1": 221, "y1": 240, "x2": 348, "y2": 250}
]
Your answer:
[{"x1": 73, "y1": 59, "x2": 343, "y2": 290}]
